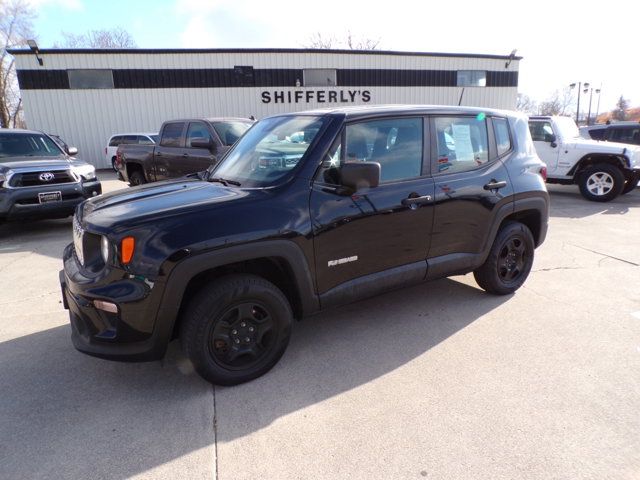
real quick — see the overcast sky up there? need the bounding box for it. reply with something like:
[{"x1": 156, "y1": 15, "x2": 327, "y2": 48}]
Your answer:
[{"x1": 30, "y1": 0, "x2": 635, "y2": 114}]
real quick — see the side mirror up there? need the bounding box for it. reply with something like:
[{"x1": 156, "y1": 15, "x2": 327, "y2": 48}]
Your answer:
[
  {"x1": 340, "y1": 162, "x2": 380, "y2": 190},
  {"x1": 544, "y1": 133, "x2": 556, "y2": 143},
  {"x1": 191, "y1": 137, "x2": 215, "y2": 151},
  {"x1": 67, "y1": 147, "x2": 78, "y2": 155}
]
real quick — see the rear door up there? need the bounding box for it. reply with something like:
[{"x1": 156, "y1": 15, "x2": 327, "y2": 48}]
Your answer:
[
  {"x1": 310, "y1": 116, "x2": 435, "y2": 297},
  {"x1": 154, "y1": 122, "x2": 187, "y2": 181},
  {"x1": 428, "y1": 115, "x2": 513, "y2": 262}
]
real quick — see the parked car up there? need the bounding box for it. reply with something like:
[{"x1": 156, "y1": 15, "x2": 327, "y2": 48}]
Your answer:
[
  {"x1": 116, "y1": 118, "x2": 253, "y2": 185},
  {"x1": 0, "y1": 129, "x2": 101, "y2": 222},
  {"x1": 105, "y1": 133, "x2": 158, "y2": 171},
  {"x1": 529, "y1": 116, "x2": 640, "y2": 201},
  {"x1": 60, "y1": 106, "x2": 548, "y2": 385},
  {"x1": 580, "y1": 121, "x2": 640, "y2": 146}
]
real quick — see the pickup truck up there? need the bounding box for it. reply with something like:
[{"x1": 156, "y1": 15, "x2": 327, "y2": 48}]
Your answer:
[
  {"x1": 116, "y1": 117, "x2": 253, "y2": 185},
  {"x1": 0, "y1": 129, "x2": 101, "y2": 222},
  {"x1": 61, "y1": 105, "x2": 548, "y2": 386},
  {"x1": 529, "y1": 115, "x2": 640, "y2": 201}
]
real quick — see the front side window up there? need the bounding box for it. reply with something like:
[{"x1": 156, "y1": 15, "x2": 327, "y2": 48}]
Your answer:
[
  {"x1": 138, "y1": 136, "x2": 155, "y2": 145},
  {"x1": 186, "y1": 122, "x2": 213, "y2": 148},
  {"x1": 0, "y1": 133, "x2": 63, "y2": 158},
  {"x1": 529, "y1": 121, "x2": 554, "y2": 142},
  {"x1": 493, "y1": 117, "x2": 512, "y2": 156},
  {"x1": 435, "y1": 116, "x2": 489, "y2": 174},
  {"x1": 212, "y1": 115, "x2": 327, "y2": 187},
  {"x1": 160, "y1": 123, "x2": 184, "y2": 147}
]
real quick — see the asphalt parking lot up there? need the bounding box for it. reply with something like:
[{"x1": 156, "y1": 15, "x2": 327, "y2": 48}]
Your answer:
[{"x1": 1, "y1": 171, "x2": 639, "y2": 480}]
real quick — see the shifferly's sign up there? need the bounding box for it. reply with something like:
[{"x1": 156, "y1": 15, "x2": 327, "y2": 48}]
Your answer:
[{"x1": 261, "y1": 90, "x2": 371, "y2": 104}]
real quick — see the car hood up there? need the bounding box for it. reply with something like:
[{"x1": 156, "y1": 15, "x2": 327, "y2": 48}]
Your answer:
[
  {"x1": 567, "y1": 138, "x2": 640, "y2": 155},
  {"x1": 81, "y1": 178, "x2": 251, "y2": 230},
  {"x1": 0, "y1": 157, "x2": 84, "y2": 172}
]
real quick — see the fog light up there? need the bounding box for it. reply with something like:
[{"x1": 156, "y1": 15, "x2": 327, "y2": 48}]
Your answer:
[{"x1": 94, "y1": 300, "x2": 118, "y2": 313}]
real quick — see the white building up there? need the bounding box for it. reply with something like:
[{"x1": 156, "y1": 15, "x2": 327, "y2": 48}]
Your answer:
[{"x1": 9, "y1": 48, "x2": 521, "y2": 168}]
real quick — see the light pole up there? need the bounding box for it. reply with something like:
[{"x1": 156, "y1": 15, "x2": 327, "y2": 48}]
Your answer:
[
  {"x1": 594, "y1": 85, "x2": 603, "y2": 123},
  {"x1": 570, "y1": 82, "x2": 589, "y2": 124},
  {"x1": 583, "y1": 86, "x2": 601, "y2": 125}
]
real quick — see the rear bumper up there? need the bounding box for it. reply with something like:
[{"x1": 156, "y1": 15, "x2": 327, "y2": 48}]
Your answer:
[
  {"x1": 60, "y1": 243, "x2": 170, "y2": 362},
  {"x1": 0, "y1": 180, "x2": 101, "y2": 220}
]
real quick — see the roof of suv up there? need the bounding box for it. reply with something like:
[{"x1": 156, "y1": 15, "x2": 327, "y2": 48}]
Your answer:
[
  {"x1": 278, "y1": 104, "x2": 515, "y2": 120},
  {"x1": 0, "y1": 129, "x2": 45, "y2": 135}
]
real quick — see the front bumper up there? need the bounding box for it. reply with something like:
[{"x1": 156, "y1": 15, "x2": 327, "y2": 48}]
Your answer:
[
  {"x1": 60, "y1": 243, "x2": 170, "y2": 362},
  {"x1": 0, "y1": 180, "x2": 102, "y2": 220}
]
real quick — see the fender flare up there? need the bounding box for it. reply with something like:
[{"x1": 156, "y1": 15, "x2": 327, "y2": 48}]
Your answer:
[
  {"x1": 152, "y1": 240, "x2": 319, "y2": 348},
  {"x1": 567, "y1": 154, "x2": 629, "y2": 177}
]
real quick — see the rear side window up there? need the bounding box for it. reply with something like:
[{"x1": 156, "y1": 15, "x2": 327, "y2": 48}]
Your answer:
[
  {"x1": 434, "y1": 116, "x2": 489, "y2": 174},
  {"x1": 160, "y1": 123, "x2": 184, "y2": 147},
  {"x1": 493, "y1": 117, "x2": 512, "y2": 156},
  {"x1": 108, "y1": 136, "x2": 123, "y2": 147},
  {"x1": 123, "y1": 135, "x2": 138, "y2": 144},
  {"x1": 609, "y1": 127, "x2": 640, "y2": 144}
]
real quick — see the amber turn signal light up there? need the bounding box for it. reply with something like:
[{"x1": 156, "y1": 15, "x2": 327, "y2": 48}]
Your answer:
[{"x1": 121, "y1": 236, "x2": 135, "y2": 264}]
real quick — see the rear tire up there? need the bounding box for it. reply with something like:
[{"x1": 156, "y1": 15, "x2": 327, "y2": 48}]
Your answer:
[
  {"x1": 129, "y1": 170, "x2": 146, "y2": 186},
  {"x1": 180, "y1": 274, "x2": 293, "y2": 386},
  {"x1": 621, "y1": 172, "x2": 639, "y2": 195},
  {"x1": 578, "y1": 163, "x2": 624, "y2": 202},
  {"x1": 111, "y1": 156, "x2": 117, "y2": 171},
  {"x1": 473, "y1": 221, "x2": 535, "y2": 295}
]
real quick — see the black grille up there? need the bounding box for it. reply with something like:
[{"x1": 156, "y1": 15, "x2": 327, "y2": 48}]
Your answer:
[{"x1": 10, "y1": 170, "x2": 75, "y2": 187}]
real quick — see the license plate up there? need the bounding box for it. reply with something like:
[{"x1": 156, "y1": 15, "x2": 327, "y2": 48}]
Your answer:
[{"x1": 38, "y1": 191, "x2": 62, "y2": 203}]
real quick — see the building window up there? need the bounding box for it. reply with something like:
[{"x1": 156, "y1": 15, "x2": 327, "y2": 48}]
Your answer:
[
  {"x1": 304, "y1": 69, "x2": 337, "y2": 87},
  {"x1": 68, "y1": 70, "x2": 114, "y2": 89},
  {"x1": 457, "y1": 70, "x2": 486, "y2": 87}
]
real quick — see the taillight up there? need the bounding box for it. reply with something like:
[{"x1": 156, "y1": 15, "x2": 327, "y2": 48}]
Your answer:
[
  {"x1": 120, "y1": 236, "x2": 135, "y2": 264},
  {"x1": 540, "y1": 166, "x2": 547, "y2": 181}
]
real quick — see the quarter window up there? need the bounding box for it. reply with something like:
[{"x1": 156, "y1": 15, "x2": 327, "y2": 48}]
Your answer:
[
  {"x1": 493, "y1": 117, "x2": 512, "y2": 156},
  {"x1": 160, "y1": 123, "x2": 184, "y2": 147},
  {"x1": 434, "y1": 116, "x2": 489, "y2": 174}
]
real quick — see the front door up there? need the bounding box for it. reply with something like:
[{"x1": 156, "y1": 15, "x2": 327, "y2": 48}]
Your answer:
[
  {"x1": 529, "y1": 120, "x2": 560, "y2": 172},
  {"x1": 182, "y1": 122, "x2": 219, "y2": 175},
  {"x1": 310, "y1": 116, "x2": 434, "y2": 295},
  {"x1": 154, "y1": 121, "x2": 187, "y2": 181}
]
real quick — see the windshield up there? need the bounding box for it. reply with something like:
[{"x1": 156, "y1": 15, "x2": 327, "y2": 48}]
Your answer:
[
  {"x1": 0, "y1": 133, "x2": 64, "y2": 159},
  {"x1": 211, "y1": 115, "x2": 327, "y2": 187},
  {"x1": 212, "y1": 121, "x2": 254, "y2": 146},
  {"x1": 554, "y1": 116, "x2": 581, "y2": 139}
]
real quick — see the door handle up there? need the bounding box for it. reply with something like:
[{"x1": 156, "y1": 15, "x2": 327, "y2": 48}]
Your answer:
[
  {"x1": 156, "y1": 151, "x2": 162, "y2": 156},
  {"x1": 182, "y1": 153, "x2": 189, "y2": 157},
  {"x1": 484, "y1": 180, "x2": 507, "y2": 190},
  {"x1": 402, "y1": 194, "x2": 432, "y2": 206}
]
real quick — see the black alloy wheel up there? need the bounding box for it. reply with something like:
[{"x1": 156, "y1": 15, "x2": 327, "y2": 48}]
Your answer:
[
  {"x1": 180, "y1": 274, "x2": 292, "y2": 385},
  {"x1": 474, "y1": 221, "x2": 535, "y2": 295}
]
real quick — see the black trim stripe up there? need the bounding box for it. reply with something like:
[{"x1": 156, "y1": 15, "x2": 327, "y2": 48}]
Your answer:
[
  {"x1": 7, "y1": 47, "x2": 523, "y2": 61},
  {"x1": 17, "y1": 68, "x2": 518, "y2": 90}
]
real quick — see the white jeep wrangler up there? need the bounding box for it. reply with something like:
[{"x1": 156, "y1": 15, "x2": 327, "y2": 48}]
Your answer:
[{"x1": 528, "y1": 116, "x2": 640, "y2": 201}]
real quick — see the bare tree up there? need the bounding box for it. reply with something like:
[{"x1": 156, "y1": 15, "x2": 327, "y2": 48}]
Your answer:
[
  {"x1": 539, "y1": 88, "x2": 575, "y2": 116},
  {"x1": 516, "y1": 93, "x2": 537, "y2": 114},
  {"x1": 55, "y1": 27, "x2": 137, "y2": 48},
  {"x1": 304, "y1": 31, "x2": 380, "y2": 50},
  {"x1": 0, "y1": 0, "x2": 35, "y2": 128}
]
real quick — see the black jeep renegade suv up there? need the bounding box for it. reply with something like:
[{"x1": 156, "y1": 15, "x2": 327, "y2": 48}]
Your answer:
[{"x1": 60, "y1": 105, "x2": 549, "y2": 385}]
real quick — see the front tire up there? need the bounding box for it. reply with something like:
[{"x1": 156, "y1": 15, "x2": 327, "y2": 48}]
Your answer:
[
  {"x1": 474, "y1": 221, "x2": 535, "y2": 295},
  {"x1": 578, "y1": 164, "x2": 624, "y2": 202},
  {"x1": 180, "y1": 274, "x2": 293, "y2": 386},
  {"x1": 111, "y1": 156, "x2": 117, "y2": 171}
]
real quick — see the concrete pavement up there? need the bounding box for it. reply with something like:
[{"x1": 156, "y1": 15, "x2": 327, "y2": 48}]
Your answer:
[{"x1": 0, "y1": 174, "x2": 638, "y2": 479}]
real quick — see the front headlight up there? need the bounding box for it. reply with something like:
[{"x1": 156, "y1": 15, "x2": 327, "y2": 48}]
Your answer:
[
  {"x1": 73, "y1": 164, "x2": 97, "y2": 181},
  {"x1": 100, "y1": 236, "x2": 110, "y2": 263},
  {"x1": 0, "y1": 169, "x2": 13, "y2": 188}
]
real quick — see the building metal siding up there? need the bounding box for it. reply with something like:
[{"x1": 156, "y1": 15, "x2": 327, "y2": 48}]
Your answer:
[{"x1": 10, "y1": 49, "x2": 520, "y2": 168}]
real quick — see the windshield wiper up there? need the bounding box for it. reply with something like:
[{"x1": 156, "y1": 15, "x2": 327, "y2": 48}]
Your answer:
[{"x1": 209, "y1": 176, "x2": 241, "y2": 187}]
